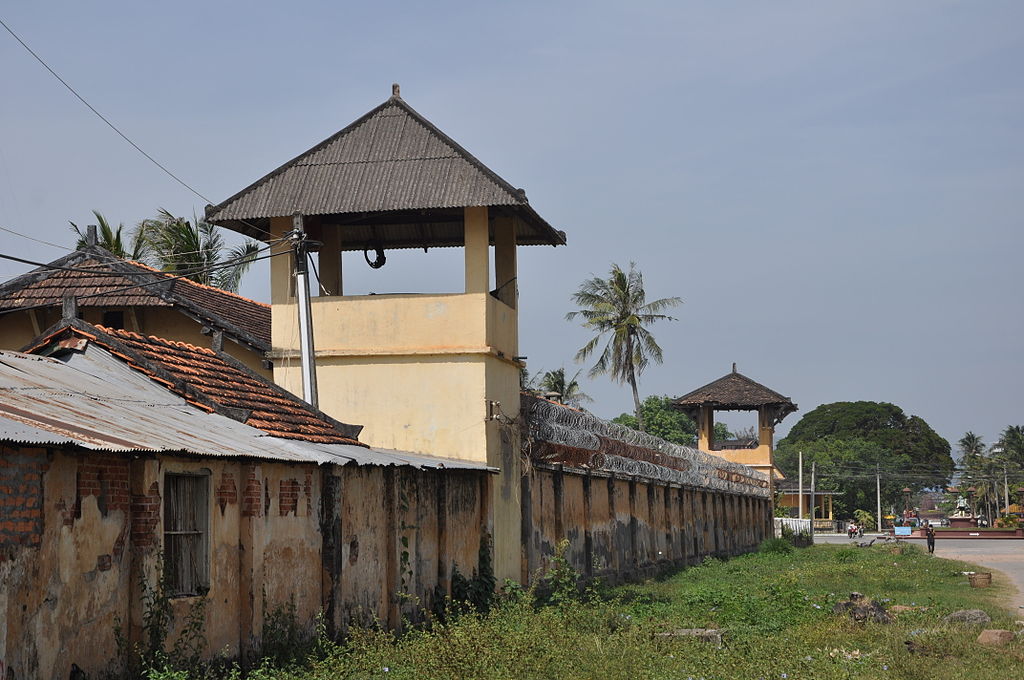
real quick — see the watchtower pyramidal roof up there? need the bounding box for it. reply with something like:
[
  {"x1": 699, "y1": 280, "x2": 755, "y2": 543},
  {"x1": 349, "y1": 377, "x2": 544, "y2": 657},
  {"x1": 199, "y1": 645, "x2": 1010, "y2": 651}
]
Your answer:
[
  {"x1": 206, "y1": 84, "x2": 566, "y2": 249},
  {"x1": 673, "y1": 364, "x2": 797, "y2": 424}
]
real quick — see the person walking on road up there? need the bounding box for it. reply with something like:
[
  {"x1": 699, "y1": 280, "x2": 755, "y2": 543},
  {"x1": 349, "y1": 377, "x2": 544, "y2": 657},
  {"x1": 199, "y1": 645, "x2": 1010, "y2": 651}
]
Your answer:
[{"x1": 925, "y1": 521, "x2": 936, "y2": 554}]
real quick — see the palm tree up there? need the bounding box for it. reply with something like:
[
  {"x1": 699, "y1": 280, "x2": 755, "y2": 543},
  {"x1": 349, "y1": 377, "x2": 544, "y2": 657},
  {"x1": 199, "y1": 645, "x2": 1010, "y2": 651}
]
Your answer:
[
  {"x1": 537, "y1": 367, "x2": 592, "y2": 408},
  {"x1": 997, "y1": 425, "x2": 1024, "y2": 467},
  {"x1": 69, "y1": 210, "x2": 149, "y2": 260},
  {"x1": 137, "y1": 209, "x2": 260, "y2": 292},
  {"x1": 958, "y1": 432, "x2": 985, "y2": 466},
  {"x1": 566, "y1": 262, "x2": 681, "y2": 432}
]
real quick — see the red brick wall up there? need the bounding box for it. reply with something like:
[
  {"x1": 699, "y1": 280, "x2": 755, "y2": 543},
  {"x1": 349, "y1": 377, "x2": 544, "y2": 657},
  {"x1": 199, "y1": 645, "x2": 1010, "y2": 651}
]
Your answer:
[
  {"x1": 216, "y1": 471, "x2": 238, "y2": 514},
  {"x1": 242, "y1": 465, "x2": 262, "y2": 517},
  {"x1": 280, "y1": 478, "x2": 300, "y2": 516},
  {"x1": 130, "y1": 481, "x2": 161, "y2": 548},
  {"x1": 76, "y1": 455, "x2": 130, "y2": 517},
  {"x1": 0, "y1": 446, "x2": 47, "y2": 550}
]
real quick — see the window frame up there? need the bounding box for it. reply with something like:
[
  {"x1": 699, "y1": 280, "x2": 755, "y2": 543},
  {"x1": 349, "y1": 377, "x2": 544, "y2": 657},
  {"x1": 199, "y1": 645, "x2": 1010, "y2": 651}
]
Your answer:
[{"x1": 163, "y1": 470, "x2": 211, "y2": 597}]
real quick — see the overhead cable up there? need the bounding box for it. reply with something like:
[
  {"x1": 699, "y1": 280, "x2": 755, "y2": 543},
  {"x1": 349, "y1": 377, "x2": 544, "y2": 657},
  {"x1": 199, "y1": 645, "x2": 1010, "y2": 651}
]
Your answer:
[{"x1": 0, "y1": 16, "x2": 276, "y2": 241}]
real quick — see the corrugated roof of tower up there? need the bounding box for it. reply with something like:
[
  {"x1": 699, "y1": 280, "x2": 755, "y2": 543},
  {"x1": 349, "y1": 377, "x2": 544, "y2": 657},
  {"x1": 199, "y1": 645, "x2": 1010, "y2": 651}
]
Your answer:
[
  {"x1": 673, "y1": 364, "x2": 797, "y2": 419},
  {"x1": 205, "y1": 84, "x2": 566, "y2": 249}
]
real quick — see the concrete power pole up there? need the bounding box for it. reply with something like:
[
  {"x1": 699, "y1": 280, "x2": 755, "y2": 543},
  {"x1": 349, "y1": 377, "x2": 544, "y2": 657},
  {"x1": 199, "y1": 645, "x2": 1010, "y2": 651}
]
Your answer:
[
  {"x1": 1005, "y1": 464, "x2": 1011, "y2": 518},
  {"x1": 809, "y1": 461, "x2": 816, "y2": 541},
  {"x1": 876, "y1": 464, "x2": 883, "y2": 533},
  {"x1": 798, "y1": 451, "x2": 804, "y2": 519}
]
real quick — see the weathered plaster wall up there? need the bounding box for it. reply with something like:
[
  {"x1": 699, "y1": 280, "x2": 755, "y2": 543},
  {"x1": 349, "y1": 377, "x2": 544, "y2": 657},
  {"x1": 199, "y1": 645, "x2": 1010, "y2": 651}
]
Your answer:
[
  {"x1": 522, "y1": 463, "x2": 771, "y2": 584},
  {"x1": 1, "y1": 447, "x2": 131, "y2": 679},
  {"x1": 1, "y1": 447, "x2": 492, "y2": 677}
]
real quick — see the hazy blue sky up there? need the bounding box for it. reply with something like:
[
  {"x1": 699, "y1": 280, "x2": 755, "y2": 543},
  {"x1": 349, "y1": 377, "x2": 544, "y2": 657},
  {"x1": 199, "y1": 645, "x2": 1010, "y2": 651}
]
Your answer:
[{"x1": 1, "y1": 1, "x2": 1021, "y2": 453}]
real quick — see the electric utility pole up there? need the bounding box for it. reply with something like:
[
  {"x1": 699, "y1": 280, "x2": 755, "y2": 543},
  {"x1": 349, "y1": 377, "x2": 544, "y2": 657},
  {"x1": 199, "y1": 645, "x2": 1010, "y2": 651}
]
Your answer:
[
  {"x1": 876, "y1": 463, "x2": 882, "y2": 533},
  {"x1": 798, "y1": 451, "x2": 804, "y2": 519},
  {"x1": 1004, "y1": 464, "x2": 1011, "y2": 518},
  {"x1": 291, "y1": 213, "x2": 319, "y2": 408},
  {"x1": 809, "y1": 461, "x2": 816, "y2": 541}
]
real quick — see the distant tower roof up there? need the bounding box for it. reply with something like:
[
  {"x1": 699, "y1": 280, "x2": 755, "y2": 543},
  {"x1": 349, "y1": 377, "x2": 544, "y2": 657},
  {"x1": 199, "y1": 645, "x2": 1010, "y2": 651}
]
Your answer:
[
  {"x1": 206, "y1": 84, "x2": 566, "y2": 249},
  {"x1": 672, "y1": 365, "x2": 797, "y2": 425}
]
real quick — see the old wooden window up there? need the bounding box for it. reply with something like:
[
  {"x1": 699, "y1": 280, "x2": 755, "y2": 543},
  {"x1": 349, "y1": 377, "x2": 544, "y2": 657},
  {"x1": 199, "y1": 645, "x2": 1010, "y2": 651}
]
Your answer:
[{"x1": 164, "y1": 472, "x2": 210, "y2": 596}]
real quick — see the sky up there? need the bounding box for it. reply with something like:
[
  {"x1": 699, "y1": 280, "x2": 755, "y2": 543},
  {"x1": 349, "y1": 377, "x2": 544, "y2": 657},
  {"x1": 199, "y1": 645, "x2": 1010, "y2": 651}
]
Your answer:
[{"x1": 1, "y1": 1, "x2": 1021, "y2": 453}]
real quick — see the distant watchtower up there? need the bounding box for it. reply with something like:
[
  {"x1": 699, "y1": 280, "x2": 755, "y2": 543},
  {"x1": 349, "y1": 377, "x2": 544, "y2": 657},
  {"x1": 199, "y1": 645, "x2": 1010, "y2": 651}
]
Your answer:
[
  {"x1": 672, "y1": 365, "x2": 797, "y2": 486},
  {"x1": 206, "y1": 85, "x2": 565, "y2": 580}
]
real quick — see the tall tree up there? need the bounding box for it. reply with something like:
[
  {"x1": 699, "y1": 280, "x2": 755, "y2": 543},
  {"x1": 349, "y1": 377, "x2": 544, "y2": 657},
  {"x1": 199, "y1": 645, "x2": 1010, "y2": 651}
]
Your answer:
[
  {"x1": 137, "y1": 209, "x2": 260, "y2": 292},
  {"x1": 536, "y1": 367, "x2": 592, "y2": 408},
  {"x1": 566, "y1": 262, "x2": 681, "y2": 431},
  {"x1": 958, "y1": 431, "x2": 985, "y2": 466},
  {"x1": 69, "y1": 210, "x2": 149, "y2": 260},
  {"x1": 775, "y1": 436, "x2": 907, "y2": 517},
  {"x1": 613, "y1": 395, "x2": 699, "y2": 446},
  {"x1": 996, "y1": 425, "x2": 1024, "y2": 466},
  {"x1": 780, "y1": 401, "x2": 954, "y2": 489}
]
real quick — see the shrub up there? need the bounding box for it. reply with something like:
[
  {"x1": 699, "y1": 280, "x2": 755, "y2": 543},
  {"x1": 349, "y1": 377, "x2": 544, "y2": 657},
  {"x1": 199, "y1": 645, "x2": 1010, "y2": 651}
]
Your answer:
[
  {"x1": 995, "y1": 515, "x2": 1020, "y2": 528},
  {"x1": 759, "y1": 537, "x2": 794, "y2": 555}
]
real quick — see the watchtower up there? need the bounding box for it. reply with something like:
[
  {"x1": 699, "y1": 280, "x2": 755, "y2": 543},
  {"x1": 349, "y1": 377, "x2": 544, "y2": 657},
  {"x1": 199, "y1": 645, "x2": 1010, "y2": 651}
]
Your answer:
[
  {"x1": 206, "y1": 85, "x2": 565, "y2": 580},
  {"x1": 672, "y1": 365, "x2": 797, "y2": 486}
]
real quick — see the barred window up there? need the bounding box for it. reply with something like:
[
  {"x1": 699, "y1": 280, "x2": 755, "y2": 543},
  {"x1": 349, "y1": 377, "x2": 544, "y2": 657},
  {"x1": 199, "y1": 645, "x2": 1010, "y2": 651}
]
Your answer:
[{"x1": 164, "y1": 472, "x2": 210, "y2": 596}]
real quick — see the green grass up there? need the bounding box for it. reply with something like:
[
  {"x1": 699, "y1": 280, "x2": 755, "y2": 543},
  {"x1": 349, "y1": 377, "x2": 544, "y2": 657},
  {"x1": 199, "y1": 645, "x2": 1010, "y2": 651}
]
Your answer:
[{"x1": 150, "y1": 543, "x2": 1024, "y2": 680}]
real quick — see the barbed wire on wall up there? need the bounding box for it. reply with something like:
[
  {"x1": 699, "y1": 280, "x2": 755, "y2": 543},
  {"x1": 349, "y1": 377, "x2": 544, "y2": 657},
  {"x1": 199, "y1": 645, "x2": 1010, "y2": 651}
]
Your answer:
[{"x1": 523, "y1": 397, "x2": 769, "y2": 497}]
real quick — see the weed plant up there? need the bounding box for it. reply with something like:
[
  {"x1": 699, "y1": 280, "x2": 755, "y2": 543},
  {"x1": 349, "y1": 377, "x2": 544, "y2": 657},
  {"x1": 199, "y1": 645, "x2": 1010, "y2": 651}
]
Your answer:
[{"x1": 130, "y1": 542, "x2": 1023, "y2": 680}]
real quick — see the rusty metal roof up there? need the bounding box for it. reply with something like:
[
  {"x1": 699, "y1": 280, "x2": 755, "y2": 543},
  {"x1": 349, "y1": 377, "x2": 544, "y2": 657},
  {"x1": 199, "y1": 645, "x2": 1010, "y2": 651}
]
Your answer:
[
  {"x1": 206, "y1": 89, "x2": 566, "y2": 249},
  {"x1": 0, "y1": 347, "x2": 489, "y2": 471},
  {"x1": 0, "y1": 245, "x2": 270, "y2": 351}
]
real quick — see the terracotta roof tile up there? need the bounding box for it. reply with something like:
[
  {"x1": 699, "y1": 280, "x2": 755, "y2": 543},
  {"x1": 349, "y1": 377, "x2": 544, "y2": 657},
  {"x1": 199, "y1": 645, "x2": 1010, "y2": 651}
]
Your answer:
[
  {"x1": 0, "y1": 249, "x2": 270, "y2": 348},
  {"x1": 94, "y1": 326, "x2": 363, "y2": 446}
]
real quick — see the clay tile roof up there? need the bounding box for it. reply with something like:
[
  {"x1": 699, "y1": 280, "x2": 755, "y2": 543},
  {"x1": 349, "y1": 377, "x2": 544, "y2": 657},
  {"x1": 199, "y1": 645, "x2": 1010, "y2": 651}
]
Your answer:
[
  {"x1": 90, "y1": 325, "x2": 363, "y2": 446},
  {"x1": 673, "y1": 367, "x2": 797, "y2": 421},
  {"x1": 0, "y1": 258, "x2": 171, "y2": 309},
  {"x1": 0, "y1": 246, "x2": 270, "y2": 350},
  {"x1": 205, "y1": 88, "x2": 565, "y2": 249}
]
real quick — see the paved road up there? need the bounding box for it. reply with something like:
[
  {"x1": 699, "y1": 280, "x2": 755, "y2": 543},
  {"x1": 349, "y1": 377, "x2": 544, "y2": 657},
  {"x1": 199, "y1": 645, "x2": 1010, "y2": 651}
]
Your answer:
[{"x1": 816, "y1": 534, "x2": 1024, "y2": 613}]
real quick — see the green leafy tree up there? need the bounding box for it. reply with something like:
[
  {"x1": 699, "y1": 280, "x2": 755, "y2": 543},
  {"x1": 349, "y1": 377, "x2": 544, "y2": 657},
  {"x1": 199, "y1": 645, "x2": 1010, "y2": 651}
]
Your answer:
[
  {"x1": 137, "y1": 209, "x2": 260, "y2": 292},
  {"x1": 536, "y1": 367, "x2": 592, "y2": 408},
  {"x1": 961, "y1": 426, "x2": 1024, "y2": 519},
  {"x1": 566, "y1": 262, "x2": 681, "y2": 432},
  {"x1": 959, "y1": 431, "x2": 985, "y2": 466},
  {"x1": 775, "y1": 435, "x2": 904, "y2": 517},
  {"x1": 996, "y1": 425, "x2": 1024, "y2": 466},
  {"x1": 613, "y1": 395, "x2": 698, "y2": 446},
  {"x1": 853, "y1": 509, "x2": 875, "y2": 529},
  {"x1": 714, "y1": 422, "x2": 734, "y2": 442},
  {"x1": 69, "y1": 210, "x2": 149, "y2": 260},
  {"x1": 780, "y1": 401, "x2": 954, "y2": 489}
]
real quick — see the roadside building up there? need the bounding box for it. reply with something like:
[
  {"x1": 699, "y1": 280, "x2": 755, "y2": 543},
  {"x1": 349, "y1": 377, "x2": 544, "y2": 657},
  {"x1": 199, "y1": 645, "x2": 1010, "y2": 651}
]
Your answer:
[
  {"x1": 0, "y1": 320, "x2": 490, "y2": 677},
  {"x1": 0, "y1": 241, "x2": 272, "y2": 377}
]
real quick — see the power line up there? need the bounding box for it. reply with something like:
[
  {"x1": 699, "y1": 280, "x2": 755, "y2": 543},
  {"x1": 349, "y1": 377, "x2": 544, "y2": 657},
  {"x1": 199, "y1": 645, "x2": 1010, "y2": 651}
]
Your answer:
[
  {"x1": 0, "y1": 225, "x2": 71, "y2": 251},
  {"x1": 0, "y1": 245, "x2": 289, "y2": 317},
  {"x1": 0, "y1": 16, "x2": 210, "y2": 206},
  {"x1": 0, "y1": 16, "x2": 277, "y2": 241}
]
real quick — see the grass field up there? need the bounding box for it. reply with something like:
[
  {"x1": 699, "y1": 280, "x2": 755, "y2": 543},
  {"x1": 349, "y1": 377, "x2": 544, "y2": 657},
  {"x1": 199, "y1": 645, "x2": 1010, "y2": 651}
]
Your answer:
[{"x1": 150, "y1": 542, "x2": 1024, "y2": 680}]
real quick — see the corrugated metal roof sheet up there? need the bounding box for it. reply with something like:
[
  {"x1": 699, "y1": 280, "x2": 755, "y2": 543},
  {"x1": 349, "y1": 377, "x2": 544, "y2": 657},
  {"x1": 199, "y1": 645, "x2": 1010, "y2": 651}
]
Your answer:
[
  {"x1": 0, "y1": 348, "x2": 489, "y2": 471},
  {"x1": 206, "y1": 95, "x2": 565, "y2": 248},
  {"x1": 83, "y1": 325, "x2": 362, "y2": 444}
]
